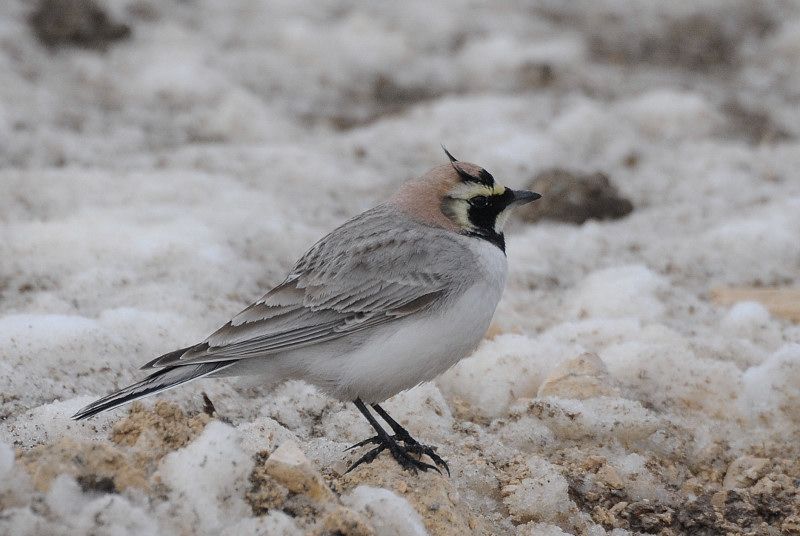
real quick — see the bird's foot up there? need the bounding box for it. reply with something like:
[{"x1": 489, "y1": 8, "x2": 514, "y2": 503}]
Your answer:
[
  {"x1": 345, "y1": 433, "x2": 449, "y2": 475},
  {"x1": 344, "y1": 433, "x2": 396, "y2": 451},
  {"x1": 401, "y1": 441, "x2": 449, "y2": 476}
]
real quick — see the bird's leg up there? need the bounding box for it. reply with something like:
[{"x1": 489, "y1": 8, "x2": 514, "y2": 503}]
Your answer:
[
  {"x1": 343, "y1": 402, "x2": 407, "y2": 451},
  {"x1": 345, "y1": 398, "x2": 439, "y2": 474},
  {"x1": 371, "y1": 403, "x2": 449, "y2": 475},
  {"x1": 342, "y1": 405, "x2": 419, "y2": 450},
  {"x1": 370, "y1": 404, "x2": 419, "y2": 444}
]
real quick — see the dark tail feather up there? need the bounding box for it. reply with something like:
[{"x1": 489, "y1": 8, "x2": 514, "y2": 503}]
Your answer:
[
  {"x1": 140, "y1": 344, "x2": 203, "y2": 370},
  {"x1": 72, "y1": 361, "x2": 235, "y2": 420}
]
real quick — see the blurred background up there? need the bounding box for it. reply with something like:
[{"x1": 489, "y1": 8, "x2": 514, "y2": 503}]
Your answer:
[
  {"x1": 1, "y1": 1, "x2": 800, "y2": 535},
  {"x1": 2, "y1": 0, "x2": 798, "y2": 326}
]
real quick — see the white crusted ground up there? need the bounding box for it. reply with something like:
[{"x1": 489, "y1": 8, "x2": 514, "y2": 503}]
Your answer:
[{"x1": 1, "y1": 1, "x2": 799, "y2": 535}]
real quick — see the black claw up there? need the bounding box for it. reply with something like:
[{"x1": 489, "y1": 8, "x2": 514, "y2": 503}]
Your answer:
[
  {"x1": 345, "y1": 434, "x2": 448, "y2": 475},
  {"x1": 345, "y1": 444, "x2": 386, "y2": 474},
  {"x1": 387, "y1": 441, "x2": 439, "y2": 474},
  {"x1": 344, "y1": 437, "x2": 373, "y2": 452},
  {"x1": 344, "y1": 433, "x2": 410, "y2": 452},
  {"x1": 402, "y1": 443, "x2": 449, "y2": 475},
  {"x1": 404, "y1": 443, "x2": 450, "y2": 476},
  {"x1": 429, "y1": 453, "x2": 450, "y2": 476},
  {"x1": 348, "y1": 399, "x2": 450, "y2": 476},
  {"x1": 344, "y1": 434, "x2": 383, "y2": 451}
]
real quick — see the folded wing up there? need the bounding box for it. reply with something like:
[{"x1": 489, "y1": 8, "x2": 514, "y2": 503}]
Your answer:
[{"x1": 142, "y1": 206, "x2": 466, "y2": 369}]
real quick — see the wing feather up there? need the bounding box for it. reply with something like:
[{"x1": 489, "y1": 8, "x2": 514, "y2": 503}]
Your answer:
[{"x1": 146, "y1": 205, "x2": 469, "y2": 368}]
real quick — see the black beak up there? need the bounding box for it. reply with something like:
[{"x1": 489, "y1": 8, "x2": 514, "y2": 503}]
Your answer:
[{"x1": 509, "y1": 189, "x2": 541, "y2": 206}]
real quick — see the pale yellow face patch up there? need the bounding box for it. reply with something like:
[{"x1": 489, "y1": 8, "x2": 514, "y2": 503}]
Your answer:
[
  {"x1": 442, "y1": 181, "x2": 510, "y2": 233},
  {"x1": 448, "y1": 182, "x2": 505, "y2": 199}
]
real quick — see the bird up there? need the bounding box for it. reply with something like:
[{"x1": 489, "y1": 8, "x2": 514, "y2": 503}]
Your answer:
[{"x1": 73, "y1": 148, "x2": 541, "y2": 474}]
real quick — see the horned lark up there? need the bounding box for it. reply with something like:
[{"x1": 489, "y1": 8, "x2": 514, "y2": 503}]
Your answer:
[{"x1": 73, "y1": 148, "x2": 541, "y2": 474}]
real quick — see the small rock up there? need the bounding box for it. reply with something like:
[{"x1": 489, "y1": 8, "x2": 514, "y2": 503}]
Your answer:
[
  {"x1": 264, "y1": 441, "x2": 335, "y2": 503},
  {"x1": 723, "y1": 456, "x2": 770, "y2": 490},
  {"x1": 580, "y1": 455, "x2": 606, "y2": 472},
  {"x1": 781, "y1": 515, "x2": 800, "y2": 535},
  {"x1": 621, "y1": 501, "x2": 674, "y2": 533},
  {"x1": 596, "y1": 464, "x2": 625, "y2": 490},
  {"x1": 710, "y1": 490, "x2": 728, "y2": 511},
  {"x1": 268, "y1": 440, "x2": 309, "y2": 466},
  {"x1": 314, "y1": 506, "x2": 375, "y2": 536},
  {"x1": 537, "y1": 353, "x2": 620, "y2": 400},
  {"x1": 247, "y1": 445, "x2": 339, "y2": 524},
  {"x1": 609, "y1": 500, "x2": 628, "y2": 516},
  {"x1": 680, "y1": 477, "x2": 706, "y2": 496},
  {"x1": 519, "y1": 169, "x2": 633, "y2": 224},
  {"x1": 246, "y1": 453, "x2": 291, "y2": 516},
  {"x1": 722, "y1": 489, "x2": 760, "y2": 528},
  {"x1": 29, "y1": 0, "x2": 131, "y2": 50},
  {"x1": 675, "y1": 495, "x2": 719, "y2": 533}
]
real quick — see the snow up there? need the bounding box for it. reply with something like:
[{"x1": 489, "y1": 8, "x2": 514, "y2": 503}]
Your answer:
[
  {"x1": 0, "y1": 440, "x2": 14, "y2": 479},
  {"x1": 503, "y1": 457, "x2": 572, "y2": 524},
  {"x1": 722, "y1": 301, "x2": 772, "y2": 333},
  {"x1": 156, "y1": 421, "x2": 253, "y2": 534},
  {"x1": 218, "y1": 513, "x2": 301, "y2": 536},
  {"x1": 342, "y1": 485, "x2": 428, "y2": 536},
  {"x1": 741, "y1": 343, "x2": 800, "y2": 425},
  {"x1": 1, "y1": 0, "x2": 800, "y2": 534},
  {"x1": 438, "y1": 334, "x2": 557, "y2": 419},
  {"x1": 565, "y1": 265, "x2": 668, "y2": 321}
]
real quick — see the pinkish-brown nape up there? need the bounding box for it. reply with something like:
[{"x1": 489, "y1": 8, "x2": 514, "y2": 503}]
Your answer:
[{"x1": 388, "y1": 161, "x2": 491, "y2": 231}]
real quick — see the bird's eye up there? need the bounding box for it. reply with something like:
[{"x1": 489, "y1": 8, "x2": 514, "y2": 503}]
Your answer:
[{"x1": 470, "y1": 196, "x2": 489, "y2": 208}]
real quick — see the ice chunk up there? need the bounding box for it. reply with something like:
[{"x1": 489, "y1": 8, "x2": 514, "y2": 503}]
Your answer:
[
  {"x1": 0, "y1": 440, "x2": 14, "y2": 479},
  {"x1": 438, "y1": 334, "x2": 565, "y2": 419},
  {"x1": 219, "y1": 512, "x2": 301, "y2": 536},
  {"x1": 157, "y1": 421, "x2": 252, "y2": 532},
  {"x1": 566, "y1": 265, "x2": 667, "y2": 322},
  {"x1": 503, "y1": 457, "x2": 572, "y2": 524},
  {"x1": 342, "y1": 485, "x2": 428, "y2": 536}
]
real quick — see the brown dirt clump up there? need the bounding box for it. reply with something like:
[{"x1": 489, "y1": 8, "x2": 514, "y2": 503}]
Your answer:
[
  {"x1": 722, "y1": 100, "x2": 791, "y2": 144},
  {"x1": 246, "y1": 447, "x2": 332, "y2": 521},
  {"x1": 564, "y1": 452, "x2": 800, "y2": 534},
  {"x1": 246, "y1": 451, "x2": 291, "y2": 515},
  {"x1": 110, "y1": 401, "x2": 210, "y2": 465},
  {"x1": 19, "y1": 437, "x2": 147, "y2": 493},
  {"x1": 246, "y1": 439, "x2": 484, "y2": 535},
  {"x1": 29, "y1": 0, "x2": 131, "y2": 50},
  {"x1": 519, "y1": 169, "x2": 633, "y2": 225},
  {"x1": 584, "y1": 10, "x2": 775, "y2": 71},
  {"x1": 18, "y1": 402, "x2": 209, "y2": 495},
  {"x1": 246, "y1": 442, "x2": 374, "y2": 535},
  {"x1": 314, "y1": 506, "x2": 375, "y2": 536}
]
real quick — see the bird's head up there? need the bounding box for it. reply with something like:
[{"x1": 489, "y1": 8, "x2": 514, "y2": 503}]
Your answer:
[{"x1": 390, "y1": 147, "x2": 541, "y2": 250}]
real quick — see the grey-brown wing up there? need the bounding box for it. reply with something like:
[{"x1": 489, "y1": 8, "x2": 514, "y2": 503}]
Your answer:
[{"x1": 144, "y1": 206, "x2": 467, "y2": 368}]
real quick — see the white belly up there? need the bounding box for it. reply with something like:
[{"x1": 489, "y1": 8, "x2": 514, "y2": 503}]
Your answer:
[{"x1": 303, "y1": 238, "x2": 508, "y2": 402}]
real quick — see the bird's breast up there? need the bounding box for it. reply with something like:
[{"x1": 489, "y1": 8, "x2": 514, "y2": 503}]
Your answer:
[{"x1": 314, "y1": 236, "x2": 508, "y2": 403}]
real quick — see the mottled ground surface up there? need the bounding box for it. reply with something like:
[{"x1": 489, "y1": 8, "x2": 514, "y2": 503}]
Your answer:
[{"x1": 1, "y1": 1, "x2": 800, "y2": 534}]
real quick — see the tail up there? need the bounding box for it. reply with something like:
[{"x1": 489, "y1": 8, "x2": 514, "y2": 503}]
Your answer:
[{"x1": 71, "y1": 361, "x2": 235, "y2": 420}]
